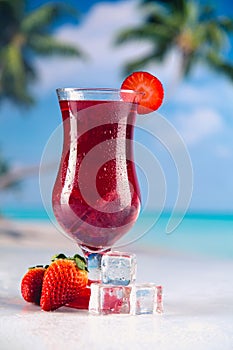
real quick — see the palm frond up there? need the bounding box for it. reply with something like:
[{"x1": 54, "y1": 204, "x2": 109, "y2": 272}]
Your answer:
[
  {"x1": 0, "y1": 151, "x2": 21, "y2": 190},
  {"x1": 199, "y1": 4, "x2": 217, "y2": 22},
  {"x1": 22, "y1": 3, "x2": 78, "y2": 33},
  {"x1": 2, "y1": 44, "x2": 25, "y2": 85},
  {"x1": 218, "y1": 62, "x2": 233, "y2": 81},
  {"x1": 116, "y1": 0, "x2": 233, "y2": 85},
  {"x1": 142, "y1": 0, "x2": 186, "y2": 13},
  {"x1": 122, "y1": 41, "x2": 170, "y2": 75},
  {"x1": 0, "y1": 0, "x2": 22, "y2": 45},
  {"x1": 206, "y1": 51, "x2": 233, "y2": 81},
  {"x1": 216, "y1": 17, "x2": 233, "y2": 32},
  {"x1": 27, "y1": 34, "x2": 84, "y2": 57},
  {"x1": 0, "y1": 0, "x2": 24, "y2": 22},
  {"x1": 0, "y1": 43, "x2": 34, "y2": 106},
  {"x1": 145, "y1": 9, "x2": 168, "y2": 25},
  {"x1": 123, "y1": 54, "x2": 157, "y2": 75},
  {"x1": 0, "y1": 152, "x2": 9, "y2": 177},
  {"x1": 0, "y1": 1, "x2": 85, "y2": 107},
  {"x1": 115, "y1": 23, "x2": 176, "y2": 46},
  {"x1": 182, "y1": 53, "x2": 199, "y2": 76},
  {"x1": 185, "y1": 1, "x2": 200, "y2": 25},
  {"x1": 115, "y1": 27, "x2": 153, "y2": 44},
  {"x1": 204, "y1": 21, "x2": 227, "y2": 49},
  {"x1": 23, "y1": 59, "x2": 37, "y2": 81}
]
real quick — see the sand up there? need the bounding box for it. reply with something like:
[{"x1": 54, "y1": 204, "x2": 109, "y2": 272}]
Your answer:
[{"x1": 0, "y1": 219, "x2": 233, "y2": 350}]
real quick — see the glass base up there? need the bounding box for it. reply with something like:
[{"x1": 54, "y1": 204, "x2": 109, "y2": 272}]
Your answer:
[{"x1": 82, "y1": 250, "x2": 110, "y2": 282}]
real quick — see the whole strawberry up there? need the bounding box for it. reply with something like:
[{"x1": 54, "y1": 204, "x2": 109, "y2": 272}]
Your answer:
[
  {"x1": 21, "y1": 265, "x2": 47, "y2": 305},
  {"x1": 40, "y1": 253, "x2": 88, "y2": 311}
]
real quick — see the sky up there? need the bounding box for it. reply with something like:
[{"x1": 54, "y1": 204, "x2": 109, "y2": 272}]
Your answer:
[{"x1": 0, "y1": 0, "x2": 233, "y2": 215}]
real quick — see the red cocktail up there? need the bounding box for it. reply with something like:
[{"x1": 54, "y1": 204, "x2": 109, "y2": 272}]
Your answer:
[{"x1": 52, "y1": 88, "x2": 142, "y2": 278}]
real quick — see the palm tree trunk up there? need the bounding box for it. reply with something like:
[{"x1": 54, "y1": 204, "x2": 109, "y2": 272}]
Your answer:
[
  {"x1": 165, "y1": 48, "x2": 186, "y2": 98},
  {"x1": 0, "y1": 162, "x2": 56, "y2": 189},
  {"x1": 0, "y1": 164, "x2": 39, "y2": 189}
]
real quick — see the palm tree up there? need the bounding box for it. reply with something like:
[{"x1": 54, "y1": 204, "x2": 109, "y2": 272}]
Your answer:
[
  {"x1": 0, "y1": 151, "x2": 12, "y2": 190},
  {"x1": 115, "y1": 0, "x2": 233, "y2": 80},
  {"x1": 0, "y1": 1, "x2": 85, "y2": 193},
  {"x1": 0, "y1": 0, "x2": 84, "y2": 107}
]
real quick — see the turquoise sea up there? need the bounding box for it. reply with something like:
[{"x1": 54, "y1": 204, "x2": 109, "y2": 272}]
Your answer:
[{"x1": 1, "y1": 207, "x2": 233, "y2": 260}]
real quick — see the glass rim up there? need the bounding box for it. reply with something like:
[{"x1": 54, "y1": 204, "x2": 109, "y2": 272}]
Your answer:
[{"x1": 56, "y1": 87, "x2": 143, "y2": 95}]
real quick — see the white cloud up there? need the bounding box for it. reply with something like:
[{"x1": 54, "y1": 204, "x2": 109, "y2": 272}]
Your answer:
[
  {"x1": 215, "y1": 145, "x2": 232, "y2": 159},
  {"x1": 33, "y1": 0, "x2": 232, "y2": 151},
  {"x1": 34, "y1": 1, "x2": 153, "y2": 92},
  {"x1": 174, "y1": 108, "x2": 224, "y2": 146},
  {"x1": 170, "y1": 64, "x2": 233, "y2": 112},
  {"x1": 34, "y1": 1, "x2": 183, "y2": 94}
]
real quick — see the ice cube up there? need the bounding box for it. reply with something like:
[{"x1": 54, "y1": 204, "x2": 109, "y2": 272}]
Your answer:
[
  {"x1": 89, "y1": 283, "x2": 132, "y2": 315},
  {"x1": 101, "y1": 251, "x2": 137, "y2": 286},
  {"x1": 89, "y1": 283, "x2": 163, "y2": 315},
  {"x1": 85, "y1": 252, "x2": 105, "y2": 282},
  {"x1": 131, "y1": 283, "x2": 163, "y2": 315}
]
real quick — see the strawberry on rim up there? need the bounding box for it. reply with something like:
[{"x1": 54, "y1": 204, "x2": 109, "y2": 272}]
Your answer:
[{"x1": 121, "y1": 71, "x2": 164, "y2": 114}]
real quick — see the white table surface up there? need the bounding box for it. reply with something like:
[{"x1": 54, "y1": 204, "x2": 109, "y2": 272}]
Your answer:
[{"x1": 1, "y1": 221, "x2": 233, "y2": 350}]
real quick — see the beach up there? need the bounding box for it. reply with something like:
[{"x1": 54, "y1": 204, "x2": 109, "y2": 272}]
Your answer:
[{"x1": 1, "y1": 218, "x2": 233, "y2": 350}]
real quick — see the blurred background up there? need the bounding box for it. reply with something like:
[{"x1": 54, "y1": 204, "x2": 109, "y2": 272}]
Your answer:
[{"x1": 0, "y1": 0, "x2": 233, "y2": 259}]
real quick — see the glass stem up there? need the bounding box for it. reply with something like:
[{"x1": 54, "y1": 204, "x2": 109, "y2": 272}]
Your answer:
[{"x1": 82, "y1": 249, "x2": 111, "y2": 283}]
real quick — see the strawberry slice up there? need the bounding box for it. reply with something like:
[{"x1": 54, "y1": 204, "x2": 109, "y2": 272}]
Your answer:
[
  {"x1": 66, "y1": 287, "x2": 91, "y2": 310},
  {"x1": 121, "y1": 71, "x2": 164, "y2": 114}
]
